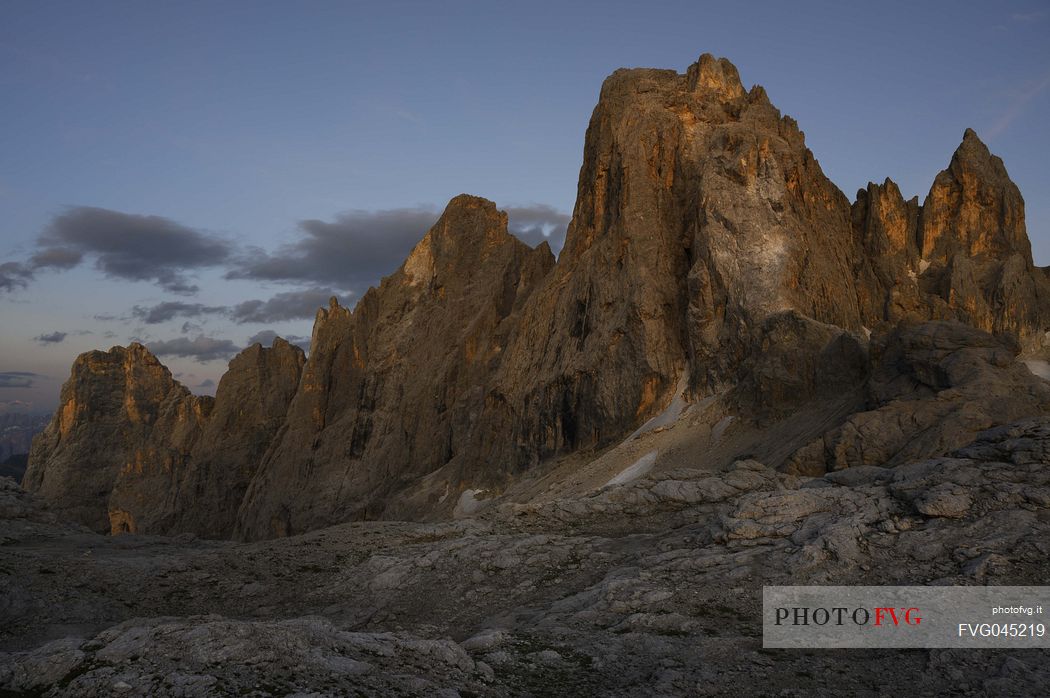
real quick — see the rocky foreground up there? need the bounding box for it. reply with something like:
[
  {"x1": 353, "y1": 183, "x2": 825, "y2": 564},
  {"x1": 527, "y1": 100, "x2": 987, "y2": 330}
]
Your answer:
[{"x1": 3, "y1": 415, "x2": 1050, "y2": 696}]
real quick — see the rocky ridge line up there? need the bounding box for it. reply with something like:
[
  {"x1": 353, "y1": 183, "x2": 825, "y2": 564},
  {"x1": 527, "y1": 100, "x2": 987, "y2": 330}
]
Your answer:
[{"x1": 22, "y1": 53, "x2": 1050, "y2": 540}]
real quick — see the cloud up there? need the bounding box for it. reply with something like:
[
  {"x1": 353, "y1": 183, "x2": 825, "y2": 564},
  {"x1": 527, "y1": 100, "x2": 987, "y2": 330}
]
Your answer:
[
  {"x1": 247, "y1": 329, "x2": 310, "y2": 351},
  {"x1": 30, "y1": 206, "x2": 233, "y2": 294},
  {"x1": 0, "y1": 250, "x2": 79, "y2": 294},
  {"x1": 0, "y1": 372, "x2": 41, "y2": 389},
  {"x1": 195, "y1": 378, "x2": 215, "y2": 388},
  {"x1": 987, "y1": 69, "x2": 1050, "y2": 139},
  {"x1": 247, "y1": 329, "x2": 280, "y2": 345},
  {"x1": 230, "y1": 288, "x2": 339, "y2": 324},
  {"x1": 2, "y1": 201, "x2": 569, "y2": 302},
  {"x1": 505, "y1": 205, "x2": 571, "y2": 255},
  {"x1": 34, "y1": 331, "x2": 67, "y2": 344},
  {"x1": 131, "y1": 301, "x2": 227, "y2": 324},
  {"x1": 28, "y1": 246, "x2": 83, "y2": 270},
  {"x1": 0, "y1": 262, "x2": 33, "y2": 292},
  {"x1": 146, "y1": 335, "x2": 240, "y2": 362},
  {"x1": 225, "y1": 202, "x2": 570, "y2": 292},
  {"x1": 226, "y1": 207, "x2": 438, "y2": 294},
  {"x1": 0, "y1": 399, "x2": 33, "y2": 410},
  {"x1": 1011, "y1": 10, "x2": 1047, "y2": 22}
]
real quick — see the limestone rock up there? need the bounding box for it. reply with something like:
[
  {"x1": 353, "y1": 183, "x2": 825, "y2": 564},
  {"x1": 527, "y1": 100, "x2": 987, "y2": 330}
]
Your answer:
[
  {"x1": 921, "y1": 129, "x2": 1030, "y2": 264},
  {"x1": 23, "y1": 344, "x2": 212, "y2": 533},
  {"x1": 851, "y1": 178, "x2": 923, "y2": 321},
  {"x1": 728, "y1": 311, "x2": 868, "y2": 423},
  {"x1": 913, "y1": 484, "x2": 972, "y2": 518},
  {"x1": 0, "y1": 476, "x2": 59, "y2": 525},
  {"x1": 460, "y1": 53, "x2": 886, "y2": 496},
  {"x1": 784, "y1": 322, "x2": 1050, "y2": 475},
  {"x1": 5, "y1": 418, "x2": 1050, "y2": 696},
  {"x1": 168, "y1": 338, "x2": 305, "y2": 538},
  {"x1": 854, "y1": 129, "x2": 1050, "y2": 349},
  {"x1": 923, "y1": 128, "x2": 1050, "y2": 348},
  {"x1": 234, "y1": 195, "x2": 554, "y2": 539},
  {"x1": 22, "y1": 339, "x2": 303, "y2": 538}
]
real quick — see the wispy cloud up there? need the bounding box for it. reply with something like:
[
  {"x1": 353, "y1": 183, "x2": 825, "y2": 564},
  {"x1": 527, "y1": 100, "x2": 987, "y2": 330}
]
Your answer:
[
  {"x1": 0, "y1": 262, "x2": 33, "y2": 292},
  {"x1": 146, "y1": 335, "x2": 240, "y2": 362},
  {"x1": 0, "y1": 399, "x2": 34, "y2": 410},
  {"x1": 230, "y1": 288, "x2": 340, "y2": 324},
  {"x1": 34, "y1": 331, "x2": 67, "y2": 344},
  {"x1": 131, "y1": 301, "x2": 227, "y2": 325},
  {"x1": 247, "y1": 329, "x2": 310, "y2": 351},
  {"x1": 226, "y1": 202, "x2": 570, "y2": 293},
  {"x1": 987, "y1": 69, "x2": 1050, "y2": 139},
  {"x1": 0, "y1": 372, "x2": 42, "y2": 389},
  {"x1": 505, "y1": 205, "x2": 571, "y2": 256},
  {"x1": 1011, "y1": 10, "x2": 1047, "y2": 22}
]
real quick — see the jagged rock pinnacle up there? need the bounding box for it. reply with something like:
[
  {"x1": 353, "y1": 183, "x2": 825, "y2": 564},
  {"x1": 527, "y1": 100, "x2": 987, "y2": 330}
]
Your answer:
[
  {"x1": 920, "y1": 127, "x2": 1030, "y2": 264},
  {"x1": 686, "y1": 53, "x2": 745, "y2": 99}
]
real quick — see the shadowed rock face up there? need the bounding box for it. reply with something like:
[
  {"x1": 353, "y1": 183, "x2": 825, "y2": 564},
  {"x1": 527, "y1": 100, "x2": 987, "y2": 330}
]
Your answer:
[
  {"x1": 23, "y1": 54, "x2": 1050, "y2": 540},
  {"x1": 168, "y1": 338, "x2": 305, "y2": 537},
  {"x1": 784, "y1": 321, "x2": 1050, "y2": 476},
  {"x1": 462, "y1": 55, "x2": 1050, "y2": 480}
]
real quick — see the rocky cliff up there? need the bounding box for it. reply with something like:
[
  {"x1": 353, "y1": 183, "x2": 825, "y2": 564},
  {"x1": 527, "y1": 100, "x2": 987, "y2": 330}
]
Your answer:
[
  {"x1": 471, "y1": 55, "x2": 870, "y2": 478},
  {"x1": 24, "y1": 344, "x2": 212, "y2": 534},
  {"x1": 24, "y1": 54, "x2": 1050, "y2": 540},
  {"x1": 23, "y1": 339, "x2": 303, "y2": 536},
  {"x1": 234, "y1": 196, "x2": 554, "y2": 538},
  {"x1": 169, "y1": 338, "x2": 305, "y2": 537},
  {"x1": 852, "y1": 128, "x2": 1050, "y2": 347}
]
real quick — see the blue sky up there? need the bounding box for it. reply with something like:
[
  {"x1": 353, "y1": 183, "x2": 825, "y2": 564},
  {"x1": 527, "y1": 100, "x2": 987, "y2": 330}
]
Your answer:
[{"x1": 1, "y1": 0, "x2": 1048, "y2": 413}]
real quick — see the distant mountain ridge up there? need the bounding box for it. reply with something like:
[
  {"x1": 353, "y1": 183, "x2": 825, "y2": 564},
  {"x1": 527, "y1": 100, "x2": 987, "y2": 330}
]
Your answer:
[
  {"x1": 0, "y1": 413, "x2": 49, "y2": 481},
  {"x1": 23, "y1": 54, "x2": 1050, "y2": 540}
]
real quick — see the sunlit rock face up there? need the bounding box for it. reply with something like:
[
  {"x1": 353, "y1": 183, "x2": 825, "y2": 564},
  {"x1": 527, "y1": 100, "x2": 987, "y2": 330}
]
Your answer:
[
  {"x1": 918, "y1": 129, "x2": 1050, "y2": 347},
  {"x1": 852, "y1": 128, "x2": 1050, "y2": 349},
  {"x1": 920, "y1": 128, "x2": 1030, "y2": 265}
]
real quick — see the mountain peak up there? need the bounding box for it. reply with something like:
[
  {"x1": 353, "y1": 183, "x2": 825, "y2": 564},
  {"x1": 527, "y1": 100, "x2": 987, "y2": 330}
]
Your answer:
[
  {"x1": 431, "y1": 194, "x2": 508, "y2": 247},
  {"x1": 955, "y1": 127, "x2": 996, "y2": 166},
  {"x1": 685, "y1": 53, "x2": 745, "y2": 99},
  {"x1": 400, "y1": 194, "x2": 517, "y2": 289},
  {"x1": 920, "y1": 127, "x2": 1030, "y2": 265}
]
